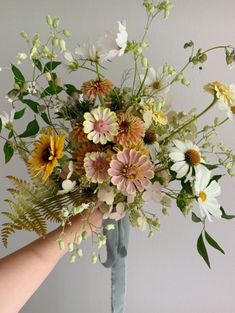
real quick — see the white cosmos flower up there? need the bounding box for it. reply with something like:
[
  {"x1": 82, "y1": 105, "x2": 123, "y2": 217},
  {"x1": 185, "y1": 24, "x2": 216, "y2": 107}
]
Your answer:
[
  {"x1": 194, "y1": 169, "x2": 222, "y2": 222},
  {"x1": 217, "y1": 83, "x2": 235, "y2": 121},
  {"x1": 75, "y1": 42, "x2": 100, "y2": 62},
  {"x1": 0, "y1": 109, "x2": 15, "y2": 128},
  {"x1": 169, "y1": 139, "x2": 208, "y2": 181},
  {"x1": 140, "y1": 66, "x2": 170, "y2": 98},
  {"x1": 98, "y1": 21, "x2": 128, "y2": 61}
]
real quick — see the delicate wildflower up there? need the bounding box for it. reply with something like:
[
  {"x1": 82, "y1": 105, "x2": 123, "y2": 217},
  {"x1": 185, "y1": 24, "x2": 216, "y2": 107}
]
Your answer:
[
  {"x1": 140, "y1": 97, "x2": 168, "y2": 128},
  {"x1": 83, "y1": 107, "x2": 118, "y2": 144},
  {"x1": 97, "y1": 186, "x2": 115, "y2": 205},
  {"x1": 141, "y1": 66, "x2": 170, "y2": 97},
  {"x1": 81, "y1": 79, "x2": 113, "y2": 101},
  {"x1": 217, "y1": 83, "x2": 235, "y2": 121},
  {"x1": 108, "y1": 149, "x2": 154, "y2": 194},
  {"x1": 169, "y1": 139, "x2": 208, "y2": 181},
  {"x1": 0, "y1": 109, "x2": 15, "y2": 129},
  {"x1": 29, "y1": 129, "x2": 66, "y2": 181},
  {"x1": 17, "y1": 52, "x2": 27, "y2": 60},
  {"x1": 115, "y1": 112, "x2": 145, "y2": 147},
  {"x1": 137, "y1": 213, "x2": 148, "y2": 231},
  {"x1": 194, "y1": 169, "x2": 222, "y2": 222},
  {"x1": 57, "y1": 161, "x2": 76, "y2": 195},
  {"x1": 142, "y1": 181, "x2": 163, "y2": 203},
  {"x1": 204, "y1": 81, "x2": 234, "y2": 106},
  {"x1": 84, "y1": 151, "x2": 111, "y2": 183},
  {"x1": 27, "y1": 81, "x2": 38, "y2": 94},
  {"x1": 98, "y1": 21, "x2": 128, "y2": 61},
  {"x1": 75, "y1": 42, "x2": 100, "y2": 62}
]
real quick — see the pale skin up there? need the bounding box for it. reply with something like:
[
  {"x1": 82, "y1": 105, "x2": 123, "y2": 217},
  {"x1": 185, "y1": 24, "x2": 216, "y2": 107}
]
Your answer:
[{"x1": 0, "y1": 209, "x2": 103, "y2": 313}]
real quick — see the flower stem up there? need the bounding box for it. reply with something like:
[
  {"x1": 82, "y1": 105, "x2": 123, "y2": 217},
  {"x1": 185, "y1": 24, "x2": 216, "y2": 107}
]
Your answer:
[{"x1": 161, "y1": 96, "x2": 217, "y2": 143}]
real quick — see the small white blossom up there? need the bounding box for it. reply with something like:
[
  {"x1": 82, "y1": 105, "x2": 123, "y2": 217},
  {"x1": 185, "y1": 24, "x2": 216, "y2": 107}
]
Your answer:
[
  {"x1": 142, "y1": 181, "x2": 163, "y2": 203},
  {"x1": 75, "y1": 42, "x2": 99, "y2": 61},
  {"x1": 98, "y1": 186, "x2": 115, "y2": 205},
  {"x1": 0, "y1": 109, "x2": 15, "y2": 128}
]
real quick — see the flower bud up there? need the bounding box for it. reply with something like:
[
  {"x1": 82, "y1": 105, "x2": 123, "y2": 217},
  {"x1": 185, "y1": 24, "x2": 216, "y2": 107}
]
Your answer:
[
  {"x1": 52, "y1": 37, "x2": 59, "y2": 46},
  {"x1": 59, "y1": 39, "x2": 66, "y2": 51},
  {"x1": 62, "y1": 208, "x2": 69, "y2": 217},
  {"x1": 91, "y1": 254, "x2": 98, "y2": 264},
  {"x1": 63, "y1": 29, "x2": 72, "y2": 38},
  {"x1": 68, "y1": 242, "x2": 74, "y2": 252},
  {"x1": 58, "y1": 239, "x2": 65, "y2": 250},
  {"x1": 20, "y1": 31, "x2": 28, "y2": 39},
  {"x1": 45, "y1": 72, "x2": 52, "y2": 81},
  {"x1": 69, "y1": 254, "x2": 76, "y2": 263},
  {"x1": 53, "y1": 16, "x2": 60, "y2": 29},
  {"x1": 46, "y1": 15, "x2": 53, "y2": 26},
  {"x1": 141, "y1": 56, "x2": 148, "y2": 68},
  {"x1": 76, "y1": 248, "x2": 83, "y2": 257},
  {"x1": 181, "y1": 78, "x2": 190, "y2": 86},
  {"x1": 105, "y1": 224, "x2": 115, "y2": 230}
]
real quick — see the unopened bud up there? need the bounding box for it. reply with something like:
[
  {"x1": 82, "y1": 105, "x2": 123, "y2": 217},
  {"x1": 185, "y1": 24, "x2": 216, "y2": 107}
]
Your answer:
[
  {"x1": 58, "y1": 239, "x2": 65, "y2": 250},
  {"x1": 63, "y1": 29, "x2": 72, "y2": 38},
  {"x1": 105, "y1": 224, "x2": 115, "y2": 230},
  {"x1": 68, "y1": 242, "x2": 74, "y2": 252},
  {"x1": 69, "y1": 254, "x2": 76, "y2": 263},
  {"x1": 91, "y1": 254, "x2": 98, "y2": 264},
  {"x1": 53, "y1": 17, "x2": 60, "y2": 29},
  {"x1": 59, "y1": 39, "x2": 66, "y2": 51},
  {"x1": 141, "y1": 57, "x2": 148, "y2": 68},
  {"x1": 46, "y1": 15, "x2": 53, "y2": 26}
]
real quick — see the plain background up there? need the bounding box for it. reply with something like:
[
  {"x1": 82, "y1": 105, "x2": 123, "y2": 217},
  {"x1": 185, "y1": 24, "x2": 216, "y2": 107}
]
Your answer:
[{"x1": 0, "y1": 0, "x2": 235, "y2": 312}]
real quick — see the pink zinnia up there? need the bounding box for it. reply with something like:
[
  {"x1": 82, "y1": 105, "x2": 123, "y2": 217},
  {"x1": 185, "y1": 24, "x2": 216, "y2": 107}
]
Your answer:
[
  {"x1": 84, "y1": 152, "x2": 111, "y2": 183},
  {"x1": 108, "y1": 149, "x2": 154, "y2": 194}
]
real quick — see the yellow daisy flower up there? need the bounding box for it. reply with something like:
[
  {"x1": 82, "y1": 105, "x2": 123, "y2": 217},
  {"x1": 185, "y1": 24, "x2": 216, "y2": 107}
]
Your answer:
[
  {"x1": 204, "y1": 81, "x2": 234, "y2": 106},
  {"x1": 29, "y1": 129, "x2": 66, "y2": 181}
]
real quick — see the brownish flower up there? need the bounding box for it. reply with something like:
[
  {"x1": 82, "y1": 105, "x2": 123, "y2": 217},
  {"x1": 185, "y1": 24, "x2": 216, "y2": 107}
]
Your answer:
[
  {"x1": 81, "y1": 79, "x2": 114, "y2": 100},
  {"x1": 73, "y1": 142, "x2": 99, "y2": 175}
]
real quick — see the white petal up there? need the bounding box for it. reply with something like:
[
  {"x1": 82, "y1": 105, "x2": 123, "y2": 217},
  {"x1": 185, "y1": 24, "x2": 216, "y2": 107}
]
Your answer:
[
  {"x1": 169, "y1": 151, "x2": 185, "y2": 162},
  {"x1": 173, "y1": 139, "x2": 186, "y2": 152},
  {"x1": 205, "y1": 198, "x2": 222, "y2": 219},
  {"x1": 204, "y1": 181, "x2": 221, "y2": 198},
  {"x1": 171, "y1": 161, "x2": 186, "y2": 172},
  {"x1": 176, "y1": 164, "x2": 189, "y2": 178}
]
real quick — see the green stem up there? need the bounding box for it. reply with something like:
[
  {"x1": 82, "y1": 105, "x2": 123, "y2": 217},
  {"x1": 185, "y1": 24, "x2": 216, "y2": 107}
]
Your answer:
[
  {"x1": 95, "y1": 62, "x2": 105, "y2": 105},
  {"x1": 161, "y1": 96, "x2": 217, "y2": 143}
]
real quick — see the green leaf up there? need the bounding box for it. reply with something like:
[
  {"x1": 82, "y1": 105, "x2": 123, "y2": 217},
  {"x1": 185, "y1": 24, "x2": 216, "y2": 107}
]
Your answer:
[
  {"x1": 197, "y1": 233, "x2": 210, "y2": 268},
  {"x1": 22, "y1": 99, "x2": 39, "y2": 113},
  {"x1": 32, "y1": 58, "x2": 43, "y2": 72},
  {"x1": 210, "y1": 175, "x2": 223, "y2": 183},
  {"x1": 41, "y1": 85, "x2": 63, "y2": 98},
  {"x1": 202, "y1": 163, "x2": 218, "y2": 170},
  {"x1": 181, "y1": 180, "x2": 193, "y2": 195},
  {"x1": 8, "y1": 130, "x2": 14, "y2": 139},
  {"x1": 220, "y1": 207, "x2": 235, "y2": 220},
  {"x1": 4, "y1": 141, "x2": 14, "y2": 163},
  {"x1": 176, "y1": 194, "x2": 186, "y2": 212},
  {"x1": 0, "y1": 117, "x2": 2, "y2": 133},
  {"x1": 14, "y1": 108, "x2": 26, "y2": 120},
  {"x1": 64, "y1": 84, "x2": 80, "y2": 96},
  {"x1": 11, "y1": 64, "x2": 25, "y2": 83},
  {"x1": 192, "y1": 212, "x2": 202, "y2": 223},
  {"x1": 19, "y1": 119, "x2": 39, "y2": 138},
  {"x1": 44, "y1": 61, "x2": 61, "y2": 73},
  {"x1": 205, "y1": 231, "x2": 225, "y2": 254},
  {"x1": 41, "y1": 112, "x2": 51, "y2": 125}
]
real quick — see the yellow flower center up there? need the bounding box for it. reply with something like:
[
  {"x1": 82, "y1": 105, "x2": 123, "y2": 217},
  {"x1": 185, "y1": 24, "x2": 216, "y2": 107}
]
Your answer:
[
  {"x1": 199, "y1": 191, "x2": 207, "y2": 203},
  {"x1": 184, "y1": 149, "x2": 201, "y2": 166},
  {"x1": 122, "y1": 164, "x2": 137, "y2": 179}
]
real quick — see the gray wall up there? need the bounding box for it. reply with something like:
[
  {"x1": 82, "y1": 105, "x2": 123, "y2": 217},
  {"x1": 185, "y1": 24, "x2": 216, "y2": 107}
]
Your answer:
[{"x1": 0, "y1": 0, "x2": 235, "y2": 312}]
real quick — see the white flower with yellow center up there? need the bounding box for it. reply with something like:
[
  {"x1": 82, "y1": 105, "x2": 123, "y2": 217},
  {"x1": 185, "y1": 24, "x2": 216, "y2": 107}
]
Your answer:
[
  {"x1": 169, "y1": 139, "x2": 207, "y2": 181},
  {"x1": 140, "y1": 66, "x2": 170, "y2": 98},
  {"x1": 194, "y1": 169, "x2": 222, "y2": 222}
]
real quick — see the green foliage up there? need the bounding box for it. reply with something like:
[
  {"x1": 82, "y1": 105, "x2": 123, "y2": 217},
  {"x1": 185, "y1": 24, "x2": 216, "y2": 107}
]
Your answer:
[
  {"x1": 220, "y1": 207, "x2": 235, "y2": 219},
  {"x1": 3, "y1": 141, "x2": 14, "y2": 163},
  {"x1": 197, "y1": 232, "x2": 210, "y2": 268},
  {"x1": 41, "y1": 85, "x2": 63, "y2": 98},
  {"x1": 44, "y1": 61, "x2": 61, "y2": 72},
  {"x1": 0, "y1": 117, "x2": 2, "y2": 133},
  {"x1": 22, "y1": 99, "x2": 39, "y2": 113},
  {"x1": 19, "y1": 119, "x2": 39, "y2": 138},
  {"x1": 32, "y1": 58, "x2": 43, "y2": 72},
  {"x1": 205, "y1": 231, "x2": 225, "y2": 254},
  {"x1": 11, "y1": 64, "x2": 25, "y2": 83},
  {"x1": 14, "y1": 108, "x2": 26, "y2": 120},
  {"x1": 192, "y1": 212, "x2": 202, "y2": 223},
  {"x1": 40, "y1": 112, "x2": 51, "y2": 125}
]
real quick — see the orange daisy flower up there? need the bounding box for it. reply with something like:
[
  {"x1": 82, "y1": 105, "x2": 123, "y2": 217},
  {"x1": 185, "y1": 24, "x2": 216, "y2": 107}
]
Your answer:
[
  {"x1": 81, "y1": 79, "x2": 114, "y2": 100},
  {"x1": 115, "y1": 112, "x2": 145, "y2": 148}
]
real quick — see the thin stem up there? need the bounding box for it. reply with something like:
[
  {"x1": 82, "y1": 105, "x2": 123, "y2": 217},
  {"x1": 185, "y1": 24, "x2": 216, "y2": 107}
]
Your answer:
[{"x1": 161, "y1": 96, "x2": 217, "y2": 143}]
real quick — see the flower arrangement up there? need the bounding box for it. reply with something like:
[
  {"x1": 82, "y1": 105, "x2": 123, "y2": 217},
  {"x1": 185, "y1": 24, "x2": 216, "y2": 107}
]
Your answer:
[{"x1": 1, "y1": 1, "x2": 235, "y2": 310}]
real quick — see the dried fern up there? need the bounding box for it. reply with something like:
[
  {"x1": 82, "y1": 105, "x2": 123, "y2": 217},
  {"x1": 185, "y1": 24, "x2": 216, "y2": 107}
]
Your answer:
[{"x1": 1, "y1": 174, "x2": 96, "y2": 247}]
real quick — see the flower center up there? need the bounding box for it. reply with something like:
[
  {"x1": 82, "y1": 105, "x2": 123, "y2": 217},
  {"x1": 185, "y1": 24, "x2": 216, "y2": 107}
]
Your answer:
[
  {"x1": 94, "y1": 120, "x2": 108, "y2": 133},
  {"x1": 94, "y1": 157, "x2": 109, "y2": 172},
  {"x1": 143, "y1": 130, "x2": 157, "y2": 145},
  {"x1": 119, "y1": 120, "x2": 130, "y2": 134},
  {"x1": 231, "y1": 106, "x2": 235, "y2": 114},
  {"x1": 122, "y1": 164, "x2": 137, "y2": 179},
  {"x1": 152, "y1": 80, "x2": 160, "y2": 90},
  {"x1": 42, "y1": 148, "x2": 52, "y2": 162},
  {"x1": 199, "y1": 191, "x2": 207, "y2": 203},
  {"x1": 184, "y1": 149, "x2": 201, "y2": 166}
]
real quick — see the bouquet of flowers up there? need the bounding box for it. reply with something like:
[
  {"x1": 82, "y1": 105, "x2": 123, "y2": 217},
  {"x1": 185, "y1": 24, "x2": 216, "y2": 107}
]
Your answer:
[{"x1": 1, "y1": 1, "x2": 235, "y2": 312}]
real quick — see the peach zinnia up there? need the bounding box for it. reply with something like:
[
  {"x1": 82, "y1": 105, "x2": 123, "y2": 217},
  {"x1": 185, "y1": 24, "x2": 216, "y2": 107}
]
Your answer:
[
  {"x1": 81, "y1": 78, "x2": 113, "y2": 100},
  {"x1": 108, "y1": 149, "x2": 154, "y2": 194},
  {"x1": 83, "y1": 107, "x2": 118, "y2": 144},
  {"x1": 115, "y1": 112, "x2": 145, "y2": 147},
  {"x1": 84, "y1": 151, "x2": 111, "y2": 183}
]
